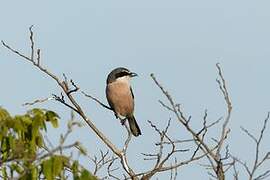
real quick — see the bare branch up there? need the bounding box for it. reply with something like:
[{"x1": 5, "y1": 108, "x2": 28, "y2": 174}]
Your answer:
[
  {"x1": 67, "y1": 79, "x2": 80, "y2": 95},
  {"x1": 240, "y1": 126, "x2": 257, "y2": 143},
  {"x1": 151, "y1": 73, "x2": 218, "y2": 160},
  {"x1": 2, "y1": 40, "x2": 32, "y2": 61},
  {"x1": 107, "y1": 157, "x2": 121, "y2": 180},
  {"x1": 254, "y1": 170, "x2": 270, "y2": 180},
  {"x1": 2, "y1": 27, "x2": 138, "y2": 179},
  {"x1": 22, "y1": 96, "x2": 53, "y2": 106},
  {"x1": 7, "y1": 27, "x2": 270, "y2": 180},
  {"x1": 232, "y1": 159, "x2": 239, "y2": 180},
  {"x1": 150, "y1": 64, "x2": 233, "y2": 180},
  {"x1": 234, "y1": 112, "x2": 270, "y2": 180},
  {"x1": 216, "y1": 63, "x2": 232, "y2": 157},
  {"x1": 82, "y1": 91, "x2": 113, "y2": 111},
  {"x1": 29, "y1": 25, "x2": 35, "y2": 60},
  {"x1": 122, "y1": 123, "x2": 132, "y2": 154},
  {"x1": 37, "y1": 48, "x2": 41, "y2": 65},
  {"x1": 90, "y1": 150, "x2": 118, "y2": 176},
  {"x1": 37, "y1": 142, "x2": 79, "y2": 161}
]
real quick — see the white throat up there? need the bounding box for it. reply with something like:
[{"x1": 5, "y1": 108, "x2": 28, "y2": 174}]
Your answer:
[{"x1": 115, "y1": 76, "x2": 131, "y2": 86}]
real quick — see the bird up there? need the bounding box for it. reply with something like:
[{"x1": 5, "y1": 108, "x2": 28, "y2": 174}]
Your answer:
[{"x1": 106, "y1": 67, "x2": 142, "y2": 137}]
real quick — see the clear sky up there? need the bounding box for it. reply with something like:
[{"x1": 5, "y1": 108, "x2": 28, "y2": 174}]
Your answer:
[{"x1": 1, "y1": 0, "x2": 270, "y2": 179}]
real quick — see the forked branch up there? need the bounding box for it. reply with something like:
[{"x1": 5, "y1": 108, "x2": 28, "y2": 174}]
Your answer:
[
  {"x1": 1, "y1": 27, "x2": 137, "y2": 179},
  {"x1": 150, "y1": 63, "x2": 233, "y2": 180}
]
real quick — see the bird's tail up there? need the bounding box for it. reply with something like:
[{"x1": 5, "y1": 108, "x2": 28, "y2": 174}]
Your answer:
[{"x1": 127, "y1": 115, "x2": 141, "y2": 137}]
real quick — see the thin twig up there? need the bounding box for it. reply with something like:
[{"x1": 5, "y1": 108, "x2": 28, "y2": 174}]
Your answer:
[
  {"x1": 82, "y1": 91, "x2": 112, "y2": 111},
  {"x1": 22, "y1": 97, "x2": 53, "y2": 106},
  {"x1": 1, "y1": 27, "x2": 137, "y2": 179}
]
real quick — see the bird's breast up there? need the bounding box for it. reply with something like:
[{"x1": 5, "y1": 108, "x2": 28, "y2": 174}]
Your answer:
[{"x1": 106, "y1": 81, "x2": 134, "y2": 117}]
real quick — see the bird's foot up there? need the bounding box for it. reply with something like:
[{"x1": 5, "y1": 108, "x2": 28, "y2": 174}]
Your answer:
[{"x1": 120, "y1": 118, "x2": 127, "y2": 125}]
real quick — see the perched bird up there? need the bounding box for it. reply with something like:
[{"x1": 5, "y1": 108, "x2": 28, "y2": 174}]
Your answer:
[{"x1": 106, "y1": 67, "x2": 142, "y2": 136}]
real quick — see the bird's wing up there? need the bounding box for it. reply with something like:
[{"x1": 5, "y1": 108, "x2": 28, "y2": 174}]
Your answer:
[{"x1": 130, "y1": 87, "x2": 134, "y2": 99}]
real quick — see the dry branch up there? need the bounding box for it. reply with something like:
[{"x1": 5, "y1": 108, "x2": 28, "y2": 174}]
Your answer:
[
  {"x1": 1, "y1": 27, "x2": 137, "y2": 179},
  {"x1": 234, "y1": 112, "x2": 270, "y2": 180},
  {"x1": 150, "y1": 63, "x2": 233, "y2": 180},
  {"x1": 5, "y1": 26, "x2": 269, "y2": 180}
]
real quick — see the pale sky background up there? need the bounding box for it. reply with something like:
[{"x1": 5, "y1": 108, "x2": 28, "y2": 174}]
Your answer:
[{"x1": 1, "y1": 0, "x2": 270, "y2": 179}]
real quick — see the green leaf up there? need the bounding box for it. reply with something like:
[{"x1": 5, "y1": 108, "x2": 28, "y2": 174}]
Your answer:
[
  {"x1": 31, "y1": 167, "x2": 38, "y2": 179},
  {"x1": 21, "y1": 116, "x2": 33, "y2": 126},
  {"x1": 0, "y1": 108, "x2": 11, "y2": 120},
  {"x1": 42, "y1": 159, "x2": 53, "y2": 180},
  {"x1": 80, "y1": 169, "x2": 96, "y2": 180},
  {"x1": 8, "y1": 135, "x2": 15, "y2": 151},
  {"x1": 29, "y1": 108, "x2": 45, "y2": 119},
  {"x1": 72, "y1": 160, "x2": 79, "y2": 179},
  {"x1": 10, "y1": 163, "x2": 24, "y2": 174},
  {"x1": 32, "y1": 113, "x2": 45, "y2": 129},
  {"x1": 13, "y1": 119, "x2": 25, "y2": 133},
  {"x1": 2, "y1": 166, "x2": 7, "y2": 179},
  {"x1": 0, "y1": 108, "x2": 96, "y2": 180},
  {"x1": 35, "y1": 134, "x2": 43, "y2": 147},
  {"x1": 45, "y1": 111, "x2": 59, "y2": 128},
  {"x1": 42, "y1": 119, "x2": 47, "y2": 132},
  {"x1": 76, "y1": 142, "x2": 87, "y2": 156},
  {"x1": 53, "y1": 156, "x2": 63, "y2": 177},
  {"x1": 6, "y1": 118, "x2": 15, "y2": 128}
]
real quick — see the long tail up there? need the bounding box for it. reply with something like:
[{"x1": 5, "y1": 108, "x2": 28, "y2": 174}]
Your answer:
[{"x1": 127, "y1": 115, "x2": 141, "y2": 137}]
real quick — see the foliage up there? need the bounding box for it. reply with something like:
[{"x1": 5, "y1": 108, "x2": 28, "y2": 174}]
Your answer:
[{"x1": 0, "y1": 108, "x2": 96, "y2": 180}]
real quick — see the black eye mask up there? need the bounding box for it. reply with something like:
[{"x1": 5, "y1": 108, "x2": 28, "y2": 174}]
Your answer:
[{"x1": 115, "y1": 71, "x2": 130, "y2": 79}]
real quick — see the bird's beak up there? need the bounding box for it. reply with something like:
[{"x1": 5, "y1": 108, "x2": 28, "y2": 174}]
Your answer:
[{"x1": 130, "y1": 72, "x2": 138, "y2": 77}]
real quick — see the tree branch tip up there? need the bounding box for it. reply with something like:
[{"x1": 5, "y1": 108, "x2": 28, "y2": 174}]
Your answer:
[
  {"x1": 63, "y1": 73, "x2": 67, "y2": 79},
  {"x1": 29, "y1": 25, "x2": 34, "y2": 30}
]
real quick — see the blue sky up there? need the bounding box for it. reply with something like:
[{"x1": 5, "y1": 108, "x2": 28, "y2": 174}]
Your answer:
[{"x1": 1, "y1": 0, "x2": 270, "y2": 179}]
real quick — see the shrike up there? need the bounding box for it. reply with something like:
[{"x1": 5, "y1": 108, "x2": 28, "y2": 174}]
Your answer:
[{"x1": 106, "y1": 67, "x2": 141, "y2": 137}]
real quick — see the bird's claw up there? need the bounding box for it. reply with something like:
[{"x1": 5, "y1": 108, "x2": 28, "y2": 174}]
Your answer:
[{"x1": 121, "y1": 118, "x2": 127, "y2": 125}]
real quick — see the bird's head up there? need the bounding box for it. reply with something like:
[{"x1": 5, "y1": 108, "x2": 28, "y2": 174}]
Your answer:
[{"x1": 106, "y1": 67, "x2": 137, "y2": 84}]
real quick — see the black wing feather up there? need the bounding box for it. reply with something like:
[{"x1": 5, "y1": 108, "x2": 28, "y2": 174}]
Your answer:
[{"x1": 130, "y1": 87, "x2": 134, "y2": 99}]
